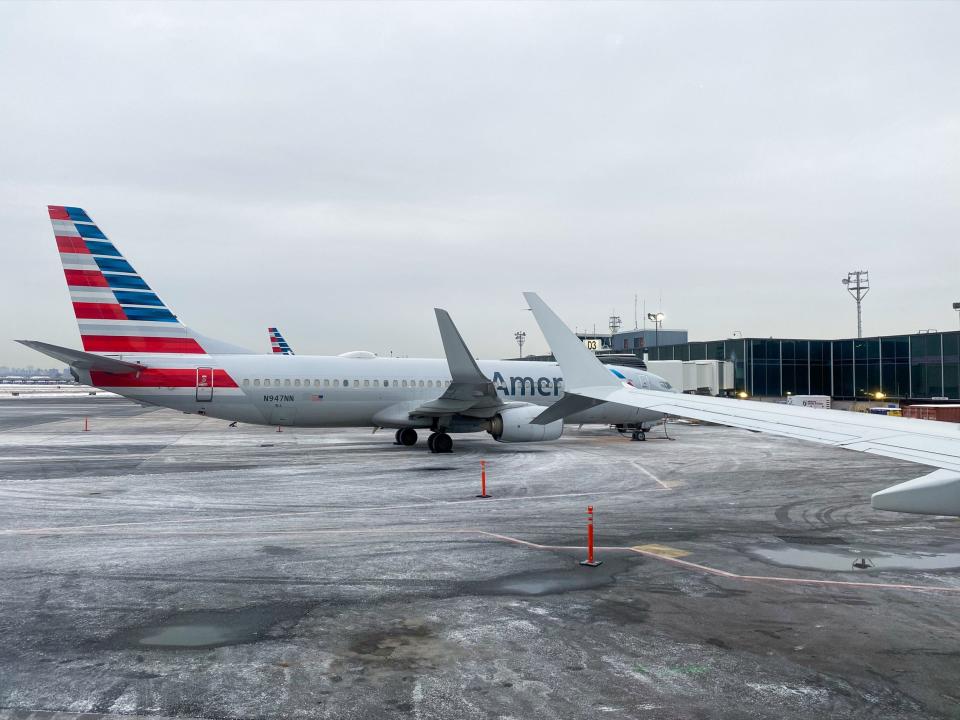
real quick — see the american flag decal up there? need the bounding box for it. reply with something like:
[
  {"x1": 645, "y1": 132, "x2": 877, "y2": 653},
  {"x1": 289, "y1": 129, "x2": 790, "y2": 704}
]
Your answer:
[{"x1": 310, "y1": 394, "x2": 324, "y2": 401}]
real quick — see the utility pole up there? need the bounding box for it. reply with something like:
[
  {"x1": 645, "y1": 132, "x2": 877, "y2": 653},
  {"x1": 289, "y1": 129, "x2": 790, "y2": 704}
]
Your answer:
[
  {"x1": 514, "y1": 330, "x2": 526, "y2": 358},
  {"x1": 842, "y1": 270, "x2": 870, "y2": 338}
]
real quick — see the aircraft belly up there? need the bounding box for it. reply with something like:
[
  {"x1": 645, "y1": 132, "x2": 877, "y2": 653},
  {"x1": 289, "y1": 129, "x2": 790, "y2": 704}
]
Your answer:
[{"x1": 566, "y1": 403, "x2": 660, "y2": 425}]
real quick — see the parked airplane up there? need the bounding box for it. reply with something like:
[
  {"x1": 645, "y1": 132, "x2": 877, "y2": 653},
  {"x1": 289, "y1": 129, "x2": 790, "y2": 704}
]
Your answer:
[
  {"x1": 524, "y1": 292, "x2": 960, "y2": 516},
  {"x1": 268, "y1": 328, "x2": 295, "y2": 355},
  {"x1": 21, "y1": 207, "x2": 669, "y2": 453}
]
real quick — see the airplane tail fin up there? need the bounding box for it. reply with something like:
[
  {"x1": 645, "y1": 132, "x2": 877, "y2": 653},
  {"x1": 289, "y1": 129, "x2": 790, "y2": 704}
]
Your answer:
[
  {"x1": 48, "y1": 206, "x2": 252, "y2": 356},
  {"x1": 268, "y1": 327, "x2": 295, "y2": 355}
]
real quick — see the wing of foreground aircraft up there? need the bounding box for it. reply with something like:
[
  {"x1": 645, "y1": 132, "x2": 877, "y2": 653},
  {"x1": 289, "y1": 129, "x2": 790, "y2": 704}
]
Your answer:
[{"x1": 523, "y1": 292, "x2": 960, "y2": 517}]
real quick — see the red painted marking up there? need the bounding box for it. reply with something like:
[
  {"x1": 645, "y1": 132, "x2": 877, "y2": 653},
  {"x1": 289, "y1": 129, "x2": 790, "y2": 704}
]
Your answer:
[
  {"x1": 56, "y1": 236, "x2": 90, "y2": 254},
  {"x1": 73, "y1": 302, "x2": 127, "y2": 320},
  {"x1": 272, "y1": 347, "x2": 282, "y2": 353},
  {"x1": 81, "y1": 335, "x2": 206, "y2": 354},
  {"x1": 64, "y1": 269, "x2": 108, "y2": 287},
  {"x1": 90, "y1": 368, "x2": 237, "y2": 388},
  {"x1": 48, "y1": 206, "x2": 70, "y2": 220}
]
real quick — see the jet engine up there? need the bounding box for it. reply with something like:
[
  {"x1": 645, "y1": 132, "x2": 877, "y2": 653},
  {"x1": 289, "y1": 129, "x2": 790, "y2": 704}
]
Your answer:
[{"x1": 486, "y1": 406, "x2": 563, "y2": 443}]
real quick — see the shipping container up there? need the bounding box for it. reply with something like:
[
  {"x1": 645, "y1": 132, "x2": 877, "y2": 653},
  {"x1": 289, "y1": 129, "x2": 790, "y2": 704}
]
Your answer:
[
  {"x1": 786, "y1": 395, "x2": 832, "y2": 410},
  {"x1": 901, "y1": 405, "x2": 960, "y2": 423}
]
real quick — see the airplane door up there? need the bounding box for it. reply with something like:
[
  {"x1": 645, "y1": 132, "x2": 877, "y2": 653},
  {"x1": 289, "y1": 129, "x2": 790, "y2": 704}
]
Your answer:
[{"x1": 196, "y1": 367, "x2": 213, "y2": 402}]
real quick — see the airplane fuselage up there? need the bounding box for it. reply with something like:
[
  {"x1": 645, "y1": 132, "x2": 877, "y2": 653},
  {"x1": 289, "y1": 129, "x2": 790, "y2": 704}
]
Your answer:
[{"x1": 78, "y1": 353, "x2": 668, "y2": 431}]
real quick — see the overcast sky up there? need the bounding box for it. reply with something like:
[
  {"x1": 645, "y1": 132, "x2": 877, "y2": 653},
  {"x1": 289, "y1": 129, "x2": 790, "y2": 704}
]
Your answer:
[{"x1": 1, "y1": 1, "x2": 958, "y2": 366}]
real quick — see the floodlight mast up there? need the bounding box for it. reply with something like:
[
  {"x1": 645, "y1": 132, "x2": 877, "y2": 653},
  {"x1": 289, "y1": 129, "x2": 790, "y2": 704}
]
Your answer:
[
  {"x1": 514, "y1": 330, "x2": 526, "y2": 358},
  {"x1": 842, "y1": 270, "x2": 870, "y2": 338},
  {"x1": 646, "y1": 311, "x2": 664, "y2": 349}
]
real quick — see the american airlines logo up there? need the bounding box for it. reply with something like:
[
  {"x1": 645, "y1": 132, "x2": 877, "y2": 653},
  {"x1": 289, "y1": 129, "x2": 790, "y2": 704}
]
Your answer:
[{"x1": 492, "y1": 371, "x2": 563, "y2": 397}]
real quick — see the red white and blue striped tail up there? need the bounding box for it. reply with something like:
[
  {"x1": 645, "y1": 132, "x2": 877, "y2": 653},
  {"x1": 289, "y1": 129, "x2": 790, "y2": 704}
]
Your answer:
[
  {"x1": 268, "y1": 327, "x2": 295, "y2": 355},
  {"x1": 49, "y1": 205, "x2": 208, "y2": 355}
]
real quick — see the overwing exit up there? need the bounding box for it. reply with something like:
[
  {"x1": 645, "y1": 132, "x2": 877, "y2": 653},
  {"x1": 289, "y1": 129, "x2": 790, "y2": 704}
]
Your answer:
[{"x1": 523, "y1": 292, "x2": 960, "y2": 517}]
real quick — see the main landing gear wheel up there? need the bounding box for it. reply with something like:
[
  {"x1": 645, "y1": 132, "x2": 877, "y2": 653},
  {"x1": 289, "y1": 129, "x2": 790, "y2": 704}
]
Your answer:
[
  {"x1": 428, "y1": 432, "x2": 453, "y2": 454},
  {"x1": 397, "y1": 428, "x2": 418, "y2": 446},
  {"x1": 631, "y1": 430, "x2": 646, "y2": 441}
]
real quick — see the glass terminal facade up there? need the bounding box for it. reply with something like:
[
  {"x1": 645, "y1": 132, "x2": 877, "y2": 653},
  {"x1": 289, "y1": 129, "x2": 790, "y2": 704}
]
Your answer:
[{"x1": 646, "y1": 332, "x2": 960, "y2": 400}]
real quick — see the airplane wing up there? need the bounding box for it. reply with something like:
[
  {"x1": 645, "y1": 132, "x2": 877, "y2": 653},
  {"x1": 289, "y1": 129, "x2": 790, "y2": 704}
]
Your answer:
[
  {"x1": 522, "y1": 292, "x2": 960, "y2": 516},
  {"x1": 16, "y1": 340, "x2": 147, "y2": 375},
  {"x1": 408, "y1": 309, "x2": 506, "y2": 420}
]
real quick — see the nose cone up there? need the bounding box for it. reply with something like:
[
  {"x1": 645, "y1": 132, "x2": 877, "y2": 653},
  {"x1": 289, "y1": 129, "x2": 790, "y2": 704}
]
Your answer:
[{"x1": 871, "y1": 469, "x2": 960, "y2": 516}]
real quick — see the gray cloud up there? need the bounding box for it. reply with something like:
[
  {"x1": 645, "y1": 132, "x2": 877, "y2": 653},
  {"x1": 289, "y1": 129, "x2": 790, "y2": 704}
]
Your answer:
[{"x1": 1, "y1": 1, "x2": 958, "y2": 365}]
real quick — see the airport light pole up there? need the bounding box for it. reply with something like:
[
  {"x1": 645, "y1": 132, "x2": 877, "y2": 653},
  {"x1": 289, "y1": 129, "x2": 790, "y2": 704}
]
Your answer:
[
  {"x1": 953, "y1": 302, "x2": 960, "y2": 331},
  {"x1": 514, "y1": 330, "x2": 526, "y2": 358},
  {"x1": 646, "y1": 312, "x2": 664, "y2": 349},
  {"x1": 842, "y1": 270, "x2": 870, "y2": 338}
]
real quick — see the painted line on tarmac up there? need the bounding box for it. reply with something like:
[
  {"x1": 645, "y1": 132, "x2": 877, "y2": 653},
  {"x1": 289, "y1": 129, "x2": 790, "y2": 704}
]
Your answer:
[
  {"x1": 8, "y1": 521, "x2": 958, "y2": 595},
  {"x1": 479, "y1": 532, "x2": 960, "y2": 595}
]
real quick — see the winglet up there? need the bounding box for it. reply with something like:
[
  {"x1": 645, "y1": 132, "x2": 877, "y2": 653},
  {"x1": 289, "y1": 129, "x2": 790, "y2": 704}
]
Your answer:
[
  {"x1": 434, "y1": 309, "x2": 488, "y2": 384},
  {"x1": 523, "y1": 292, "x2": 619, "y2": 390}
]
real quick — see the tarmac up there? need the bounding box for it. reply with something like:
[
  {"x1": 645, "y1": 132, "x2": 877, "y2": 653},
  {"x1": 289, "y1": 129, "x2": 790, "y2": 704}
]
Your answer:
[{"x1": 1, "y1": 396, "x2": 960, "y2": 719}]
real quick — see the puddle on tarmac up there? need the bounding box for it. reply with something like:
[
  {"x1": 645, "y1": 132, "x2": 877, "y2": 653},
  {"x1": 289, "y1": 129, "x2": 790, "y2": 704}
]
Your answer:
[
  {"x1": 474, "y1": 559, "x2": 633, "y2": 596},
  {"x1": 140, "y1": 624, "x2": 237, "y2": 647},
  {"x1": 751, "y1": 545, "x2": 960, "y2": 572},
  {"x1": 119, "y1": 604, "x2": 311, "y2": 650}
]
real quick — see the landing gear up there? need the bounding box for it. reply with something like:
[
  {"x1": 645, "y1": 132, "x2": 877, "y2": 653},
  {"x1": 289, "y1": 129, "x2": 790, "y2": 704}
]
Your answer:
[
  {"x1": 395, "y1": 428, "x2": 418, "y2": 446},
  {"x1": 631, "y1": 430, "x2": 646, "y2": 441},
  {"x1": 428, "y1": 432, "x2": 453, "y2": 454}
]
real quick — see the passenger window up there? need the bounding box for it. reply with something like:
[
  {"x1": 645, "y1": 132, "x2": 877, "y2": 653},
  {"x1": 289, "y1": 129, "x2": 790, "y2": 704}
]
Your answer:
[
  {"x1": 402, "y1": 380, "x2": 408, "y2": 388},
  {"x1": 294, "y1": 379, "x2": 301, "y2": 387},
  {"x1": 275, "y1": 379, "x2": 281, "y2": 386},
  {"x1": 285, "y1": 379, "x2": 291, "y2": 387},
  {"x1": 353, "y1": 379, "x2": 359, "y2": 388},
  {"x1": 314, "y1": 380, "x2": 320, "y2": 387},
  {"x1": 364, "y1": 379, "x2": 370, "y2": 387},
  {"x1": 373, "y1": 380, "x2": 379, "y2": 387},
  {"x1": 264, "y1": 379, "x2": 271, "y2": 387},
  {"x1": 342, "y1": 379, "x2": 348, "y2": 387},
  {"x1": 419, "y1": 380, "x2": 424, "y2": 388},
  {"x1": 393, "y1": 380, "x2": 398, "y2": 387},
  {"x1": 242, "y1": 378, "x2": 249, "y2": 387},
  {"x1": 384, "y1": 379, "x2": 389, "y2": 387},
  {"x1": 254, "y1": 379, "x2": 260, "y2": 387},
  {"x1": 427, "y1": 380, "x2": 433, "y2": 388},
  {"x1": 324, "y1": 379, "x2": 330, "y2": 387}
]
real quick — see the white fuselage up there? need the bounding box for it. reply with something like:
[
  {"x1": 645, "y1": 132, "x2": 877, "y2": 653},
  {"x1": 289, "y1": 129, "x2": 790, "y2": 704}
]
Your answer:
[{"x1": 80, "y1": 353, "x2": 670, "y2": 431}]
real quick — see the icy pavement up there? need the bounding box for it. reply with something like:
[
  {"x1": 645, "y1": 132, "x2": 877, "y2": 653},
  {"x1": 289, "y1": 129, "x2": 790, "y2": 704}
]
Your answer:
[{"x1": 0, "y1": 399, "x2": 959, "y2": 719}]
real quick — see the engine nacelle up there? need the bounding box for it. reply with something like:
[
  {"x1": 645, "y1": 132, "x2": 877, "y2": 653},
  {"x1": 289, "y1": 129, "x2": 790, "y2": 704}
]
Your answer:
[{"x1": 487, "y1": 406, "x2": 563, "y2": 443}]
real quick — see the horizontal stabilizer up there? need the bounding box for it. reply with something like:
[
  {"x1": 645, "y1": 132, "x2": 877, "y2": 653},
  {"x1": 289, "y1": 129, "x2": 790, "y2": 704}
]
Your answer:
[
  {"x1": 532, "y1": 392, "x2": 607, "y2": 425},
  {"x1": 17, "y1": 340, "x2": 145, "y2": 374}
]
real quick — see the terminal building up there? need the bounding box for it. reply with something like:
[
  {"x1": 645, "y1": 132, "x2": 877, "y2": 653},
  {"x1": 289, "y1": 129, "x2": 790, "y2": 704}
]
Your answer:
[{"x1": 645, "y1": 331, "x2": 960, "y2": 401}]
